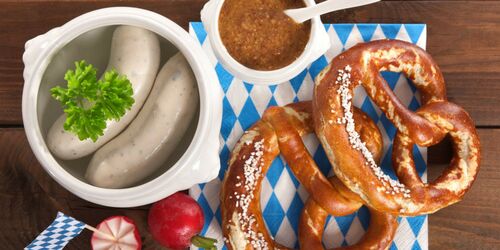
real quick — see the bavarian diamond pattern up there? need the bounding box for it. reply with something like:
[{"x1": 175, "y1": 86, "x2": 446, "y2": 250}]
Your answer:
[
  {"x1": 189, "y1": 23, "x2": 428, "y2": 250},
  {"x1": 25, "y1": 212, "x2": 85, "y2": 250}
]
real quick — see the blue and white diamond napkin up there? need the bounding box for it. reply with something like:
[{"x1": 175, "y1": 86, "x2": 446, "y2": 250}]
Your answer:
[
  {"x1": 25, "y1": 212, "x2": 85, "y2": 250},
  {"x1": 189, "y1": 23, "x2": 428, "y2": 250}
]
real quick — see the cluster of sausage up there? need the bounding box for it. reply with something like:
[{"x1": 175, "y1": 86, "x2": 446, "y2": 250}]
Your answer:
[{"x1": 47, "y1": 26, "x2": 199, "y2": 188}]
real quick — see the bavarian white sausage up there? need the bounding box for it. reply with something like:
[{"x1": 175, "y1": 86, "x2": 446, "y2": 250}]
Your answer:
[
  {"x1": 85, "y1": 53, "x2": 199, "y2": 188},
  {"x1": 47, "y1": 26, "x2": 160, "y2": 160}
]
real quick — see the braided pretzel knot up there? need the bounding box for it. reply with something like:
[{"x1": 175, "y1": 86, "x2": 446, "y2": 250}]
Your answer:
[
  {"x1": 299, "y1": 177, "x2": 398, "y2": 250},
  {"x1": 299, "y1": 131, "x2": 397, "y2": 250},
  {"x1": 313, "y1": 40, "x2": 481, "y2": 215},
  {"x1": 221, "y1": 101, "x2": 396, "y2": 249}
]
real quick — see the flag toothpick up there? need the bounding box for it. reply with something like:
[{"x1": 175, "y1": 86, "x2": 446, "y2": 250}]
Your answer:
[
  {"x1": 25, "y1": 212, "x2": 116, "y2": 250},
  {"x1": 84, "y1": 224, "x2": 116, "y2": 241}
]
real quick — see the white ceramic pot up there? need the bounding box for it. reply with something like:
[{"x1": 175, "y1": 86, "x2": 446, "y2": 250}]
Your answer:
[
  {"x1": 22, "y1": 7, "x2": 222, "y2": 207},
  {"x1": 201, "y1": 0, "x2": 331, "y2": 85}
]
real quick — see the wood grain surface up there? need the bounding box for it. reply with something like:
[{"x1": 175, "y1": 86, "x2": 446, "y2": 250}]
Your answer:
[{"x1": 0, "y1": 0, "x2": 499, "y2": 249}]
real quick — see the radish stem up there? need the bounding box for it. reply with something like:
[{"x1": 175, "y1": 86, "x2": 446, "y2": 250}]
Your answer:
[{"x1": 191, "y1": 235, "x2": 217, "y2": 249}]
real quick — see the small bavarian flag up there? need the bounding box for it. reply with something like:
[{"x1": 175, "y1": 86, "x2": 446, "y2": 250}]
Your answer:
[{"x1": 25, "y1": 212, "x2": 86, "y2": 250}]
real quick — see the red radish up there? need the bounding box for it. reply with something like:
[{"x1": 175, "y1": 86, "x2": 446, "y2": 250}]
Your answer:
[
  {"x1": 91, "y1": 216, "x2": 141, "y2": 250},
  {"x1": 148, "y1": 192, "x2": 217, "y2": 250}
]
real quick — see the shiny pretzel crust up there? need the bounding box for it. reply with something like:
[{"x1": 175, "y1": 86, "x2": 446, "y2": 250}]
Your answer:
[
  {"x1": 313, "y1": 40, "x2": 481, "y2": 215},
  {"x1": 221, "y1": 102, "x2": 392, "y2": 249},
  {"x1": 299, "y1": 178, "x2": 398, "y2": 250}
]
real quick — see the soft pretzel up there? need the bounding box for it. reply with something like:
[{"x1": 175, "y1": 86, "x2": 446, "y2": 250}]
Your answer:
[
  {"x1": 221, "y1": 101, "x2": 387, "y2": 249},
  {"x1": 299, "y1": 178, "x2": 398, "y2": 250},
  {"x1": 313, "y1": 39, "x2": 481, "y2": 215},
  {"x1": 299, "y1": 123, "x2": 398, "y2": 250},
  {"x1": 392, "y1": 101, "x2": 480, "y2": 214}
]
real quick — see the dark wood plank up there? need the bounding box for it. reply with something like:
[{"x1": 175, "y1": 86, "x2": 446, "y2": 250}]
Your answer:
[
  {"x1": 323, "y1": 1, "x2": 500, "y2": 126},
  {"x1": 0, "y1": 0, "x2": 205, "y2": 125},
  {"x1": 0, "y1": 0, "x2": 499, "y2": 249},
  {"x1": 0, "y1": 127, "x2": 498, "y2": 249},
  {"x1": 0, "y1": 1, "x2": 500, "y2": 126},
  {"x1": 428, "y1": 129, "x2": 500, "y2": 249},
  {"x1": 0, "y1": 128, "x2": 164, "y2": 249}
]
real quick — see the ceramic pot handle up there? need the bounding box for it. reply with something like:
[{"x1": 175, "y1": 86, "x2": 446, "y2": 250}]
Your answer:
[{"x1": 23, "y1": 27, "x2": 62, "y2": 83}]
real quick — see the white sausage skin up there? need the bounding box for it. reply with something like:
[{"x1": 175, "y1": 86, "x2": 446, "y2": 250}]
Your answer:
[
  {"x1": 47, "y1": 26, "x2": 160, "y2": 160},
  {"x1": 85, "y1": 53, "x2": 199, "y2": 189}
]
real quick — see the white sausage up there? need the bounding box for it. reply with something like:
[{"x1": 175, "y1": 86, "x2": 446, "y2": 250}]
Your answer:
[
  {"x1": 85, "y1": 53, "x2": 199, "y2": 188},
  {"x1": 47, "y1": 26, "x2": 160, "y2": 160}
]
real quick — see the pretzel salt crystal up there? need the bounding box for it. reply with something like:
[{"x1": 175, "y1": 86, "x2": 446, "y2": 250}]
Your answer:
[
  {"x1": 313, "y1": 39, "x2": 481, "y2": 215},
  {"x1": 221, "y1": 102, "x2": 385, "y2": 249},
  {"x1": 298, "y1": 119, "x2": 398, "y2": 250}
]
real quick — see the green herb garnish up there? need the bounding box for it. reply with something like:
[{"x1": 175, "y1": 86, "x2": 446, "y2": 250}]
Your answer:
[{"x1": 50, "y1": 60, "x2": 134, "y2": 142}]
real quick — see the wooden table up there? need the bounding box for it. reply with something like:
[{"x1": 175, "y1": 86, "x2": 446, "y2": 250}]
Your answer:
[{"x1": 1, "y1": 0, "x2": 499, "y2": 249}]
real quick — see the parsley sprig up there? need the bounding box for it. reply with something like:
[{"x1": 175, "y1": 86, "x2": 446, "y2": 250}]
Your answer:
[{"x1": 51, "y1": 60, "x2": 135, "y2": 142}]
